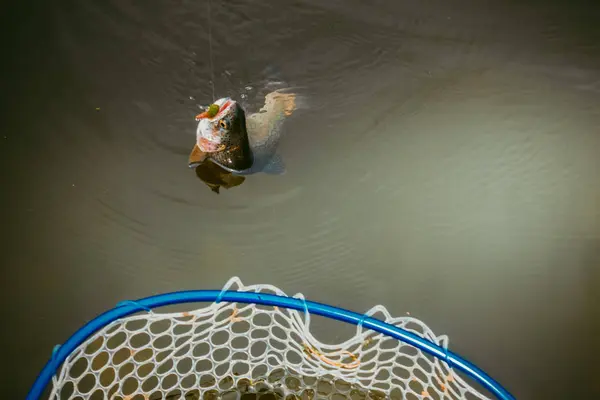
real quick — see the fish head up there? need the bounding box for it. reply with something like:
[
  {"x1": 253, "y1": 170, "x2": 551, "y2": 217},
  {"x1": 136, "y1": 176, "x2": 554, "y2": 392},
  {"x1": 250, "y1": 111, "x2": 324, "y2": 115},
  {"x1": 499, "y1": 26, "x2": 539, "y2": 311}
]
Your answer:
[
  {"x1": 195, "y1": 97, "x2": 253, "y2": 171},
  {"x1": 195, "y1": 98, "x2": 239, "y2": 152}
]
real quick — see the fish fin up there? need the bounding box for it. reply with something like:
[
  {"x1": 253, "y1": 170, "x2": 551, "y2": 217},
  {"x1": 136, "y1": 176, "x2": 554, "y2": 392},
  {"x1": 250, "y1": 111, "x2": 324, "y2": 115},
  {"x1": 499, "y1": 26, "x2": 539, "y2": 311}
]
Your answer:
[
  {"x1": 270, "y1": 88, "x2": 308, "y2": 114},
  {"x1": 189, "y1": 144, "x2": 206, "y2": 168},
  {"x1": 263, "y1": 154, "x2": 286, "y2": 175}
]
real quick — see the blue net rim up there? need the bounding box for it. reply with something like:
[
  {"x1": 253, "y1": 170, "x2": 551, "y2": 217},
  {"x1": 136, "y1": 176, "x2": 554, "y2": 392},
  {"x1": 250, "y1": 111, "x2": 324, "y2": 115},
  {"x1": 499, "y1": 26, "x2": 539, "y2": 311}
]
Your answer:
[{"x1": 27, "y1": 290, "x2": 514, "y2": 400}]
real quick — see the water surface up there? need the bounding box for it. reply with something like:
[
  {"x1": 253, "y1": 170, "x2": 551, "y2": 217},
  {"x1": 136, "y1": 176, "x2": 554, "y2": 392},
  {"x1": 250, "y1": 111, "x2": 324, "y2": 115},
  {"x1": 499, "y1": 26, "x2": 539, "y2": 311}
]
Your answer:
[{"x1": 1, "y1": 0, "x2": 599, "y2": 398}]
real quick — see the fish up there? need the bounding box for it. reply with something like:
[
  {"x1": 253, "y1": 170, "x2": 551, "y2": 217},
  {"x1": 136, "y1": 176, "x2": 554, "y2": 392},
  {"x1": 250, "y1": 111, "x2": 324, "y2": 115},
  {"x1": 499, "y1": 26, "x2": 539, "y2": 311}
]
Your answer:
[
  {"x1": 190, "y1": 97, "x2": 254, "y2": 172},
  {"x1": 189, "y1": 90, "x2": 296, "y2": 176}
]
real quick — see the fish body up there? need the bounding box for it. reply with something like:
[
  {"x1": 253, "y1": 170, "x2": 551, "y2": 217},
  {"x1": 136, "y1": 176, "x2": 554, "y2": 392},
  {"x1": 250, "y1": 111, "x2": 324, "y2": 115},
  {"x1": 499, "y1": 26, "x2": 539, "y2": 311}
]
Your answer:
[{"x1": 225, "y1": 90, "x2": 296, "y2": 175}]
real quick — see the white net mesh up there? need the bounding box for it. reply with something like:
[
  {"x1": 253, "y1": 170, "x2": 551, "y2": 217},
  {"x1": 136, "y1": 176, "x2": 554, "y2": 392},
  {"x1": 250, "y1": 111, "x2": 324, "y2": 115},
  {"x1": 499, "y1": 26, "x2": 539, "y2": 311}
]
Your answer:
[{"x1": 49, "y1": 278, "x2": 491, "y2": 400}]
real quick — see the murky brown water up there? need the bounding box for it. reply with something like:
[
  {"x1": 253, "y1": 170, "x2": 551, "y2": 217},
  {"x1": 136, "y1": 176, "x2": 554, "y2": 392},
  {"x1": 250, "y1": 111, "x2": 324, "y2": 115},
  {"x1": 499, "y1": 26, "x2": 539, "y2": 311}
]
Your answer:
[{"x1": 2, "y1": 0, "x2": 599, "y2": 398}]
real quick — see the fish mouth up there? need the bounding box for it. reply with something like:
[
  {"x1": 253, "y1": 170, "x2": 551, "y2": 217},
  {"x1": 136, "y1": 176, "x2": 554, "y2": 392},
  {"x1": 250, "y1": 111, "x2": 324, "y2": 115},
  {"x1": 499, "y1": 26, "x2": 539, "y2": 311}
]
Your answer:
[{"x1": 195, "y1": 98, "x2": 235, "y2": 122}]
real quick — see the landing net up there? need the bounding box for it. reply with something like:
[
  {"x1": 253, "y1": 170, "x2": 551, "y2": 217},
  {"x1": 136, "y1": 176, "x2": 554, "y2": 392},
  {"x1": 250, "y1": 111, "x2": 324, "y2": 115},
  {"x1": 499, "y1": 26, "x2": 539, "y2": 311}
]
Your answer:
[{"x1": 30, "y1": 277, "x2": 512, "y2": 400}]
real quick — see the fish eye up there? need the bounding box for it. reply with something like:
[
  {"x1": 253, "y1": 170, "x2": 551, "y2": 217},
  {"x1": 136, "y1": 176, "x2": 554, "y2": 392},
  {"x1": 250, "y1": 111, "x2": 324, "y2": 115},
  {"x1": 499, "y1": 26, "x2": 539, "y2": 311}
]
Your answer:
[{"x1": 219, "y1": 119, "x2": 228, "y2": 129}]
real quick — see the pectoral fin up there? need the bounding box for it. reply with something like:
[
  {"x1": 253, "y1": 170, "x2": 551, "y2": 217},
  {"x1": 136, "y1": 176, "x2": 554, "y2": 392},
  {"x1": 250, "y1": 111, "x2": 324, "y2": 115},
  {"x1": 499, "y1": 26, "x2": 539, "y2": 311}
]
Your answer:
[{"x1": 189, "y1": 144, "x2": 207, "y2": 168}]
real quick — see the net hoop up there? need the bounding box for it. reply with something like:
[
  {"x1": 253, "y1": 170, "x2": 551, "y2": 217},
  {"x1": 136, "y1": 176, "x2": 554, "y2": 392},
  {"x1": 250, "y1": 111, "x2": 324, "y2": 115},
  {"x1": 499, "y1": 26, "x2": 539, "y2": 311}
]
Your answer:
[{"x1": 27, "y1": 277, "x2": 514, "y2": 400}]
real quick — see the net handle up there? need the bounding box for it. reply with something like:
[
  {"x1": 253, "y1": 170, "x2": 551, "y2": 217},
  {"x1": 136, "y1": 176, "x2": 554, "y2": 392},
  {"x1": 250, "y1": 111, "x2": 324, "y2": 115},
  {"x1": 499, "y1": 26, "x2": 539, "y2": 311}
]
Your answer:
[{"x1": 27, "y1": 290, "x2": 515, "y2": 400}]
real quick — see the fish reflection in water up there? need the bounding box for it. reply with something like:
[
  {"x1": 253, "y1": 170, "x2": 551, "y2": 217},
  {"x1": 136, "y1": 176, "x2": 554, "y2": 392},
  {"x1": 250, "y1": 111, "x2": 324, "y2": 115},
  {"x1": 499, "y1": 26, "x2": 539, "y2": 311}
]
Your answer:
[
  {"x1": 188, "y1": 89, "x2": 297, "y2": 194},
  {"x1": 193, "y1": 159, "x2": 246, "y2": 194}
]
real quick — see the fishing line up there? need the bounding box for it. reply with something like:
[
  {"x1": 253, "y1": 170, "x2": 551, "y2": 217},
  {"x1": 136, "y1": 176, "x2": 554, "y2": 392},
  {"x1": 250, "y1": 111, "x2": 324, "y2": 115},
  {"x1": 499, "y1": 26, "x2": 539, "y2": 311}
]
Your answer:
[{"x1": 207, "y1": 0, "x2": 215, "y2": 101}]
